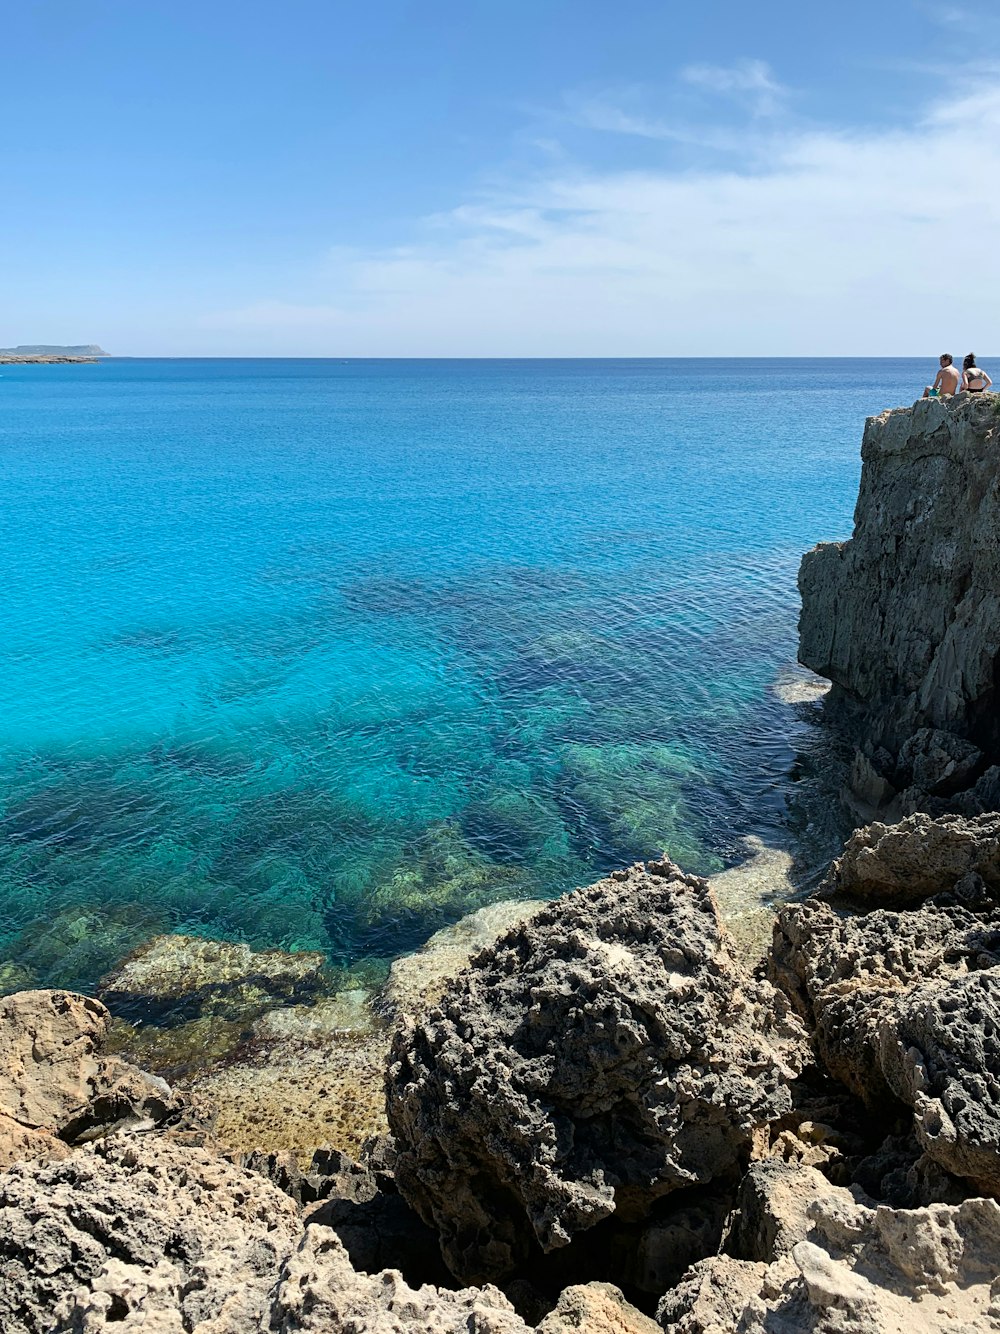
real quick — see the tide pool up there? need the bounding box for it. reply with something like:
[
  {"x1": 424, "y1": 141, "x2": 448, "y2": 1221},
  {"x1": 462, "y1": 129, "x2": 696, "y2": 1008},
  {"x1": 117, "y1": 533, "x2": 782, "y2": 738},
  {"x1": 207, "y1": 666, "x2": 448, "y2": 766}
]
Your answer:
[{"x1": 0, "y1": 358, "x2": 924, "y2": 993}]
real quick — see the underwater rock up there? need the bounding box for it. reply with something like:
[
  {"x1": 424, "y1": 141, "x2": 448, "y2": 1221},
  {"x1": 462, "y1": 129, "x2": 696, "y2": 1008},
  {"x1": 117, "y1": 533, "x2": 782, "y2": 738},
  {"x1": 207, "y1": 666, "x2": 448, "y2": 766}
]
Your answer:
[
  {"x1": 706, "y1": 836, "x2": 795, "y2": 969},
  {"x1": 824, "y1": 811, "x2": 1000, "y2": 905},
  {"x1": 98, "y1": 933, "x2": 328, "y2": 1024},
  {"x1": 559, "y1": 742, "x2": 723, "y2": 875},
  {"x1": 658, "y1": 1169, "x2": 1000, "y2": 1333},
  {"x1": 387, "y1": 858, "x2": 810, "y2": 1285},
  {"x1": 190, "y1": 995, "x2": 388, "y2": 1157},
  {"x1": 0, "y1": 1136, "x2": 302, "y2": 1334},
  {"x1": 361, "y1": 821, "x2": 534, "y2": 946},
  {"x1": 798, "y1": 395, "x2": 1000, "y2": 814}
]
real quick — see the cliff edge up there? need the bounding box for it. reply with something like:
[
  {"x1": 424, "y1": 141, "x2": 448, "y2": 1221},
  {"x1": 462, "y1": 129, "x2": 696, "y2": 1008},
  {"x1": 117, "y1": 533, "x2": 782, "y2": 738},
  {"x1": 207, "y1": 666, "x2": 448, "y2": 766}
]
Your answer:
[{"x1": 799, "y1": 393, "x2": 1000, "y2": 816}]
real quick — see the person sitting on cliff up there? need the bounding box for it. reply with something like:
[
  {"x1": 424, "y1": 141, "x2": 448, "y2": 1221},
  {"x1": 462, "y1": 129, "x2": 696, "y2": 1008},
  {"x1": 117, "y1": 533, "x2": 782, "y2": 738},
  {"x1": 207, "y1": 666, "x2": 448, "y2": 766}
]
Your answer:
[
  {"x1": 961, "y1": 354, "x2": 992, "y2": 393},
  {"x1": 923, "y1": 354, "x2": 960, "y2": 398}
]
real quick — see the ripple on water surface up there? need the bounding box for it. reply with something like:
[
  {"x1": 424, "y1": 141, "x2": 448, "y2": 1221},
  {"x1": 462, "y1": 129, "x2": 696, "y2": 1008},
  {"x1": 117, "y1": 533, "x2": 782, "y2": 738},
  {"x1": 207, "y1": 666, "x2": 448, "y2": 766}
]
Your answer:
[{"x1": 0, "y1": 357, "x2": 912, "y2": 996}]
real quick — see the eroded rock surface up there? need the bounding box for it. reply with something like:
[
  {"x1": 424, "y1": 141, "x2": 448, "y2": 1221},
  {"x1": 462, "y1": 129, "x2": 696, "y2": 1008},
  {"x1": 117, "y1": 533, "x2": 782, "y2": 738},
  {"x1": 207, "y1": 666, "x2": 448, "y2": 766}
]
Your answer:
[
  {"x1": 798, "y1": 394, "x2": 1000, "y2": 816},
  {"x1": 773, "y1": 847, "x2": 1000, "y2": 1198},
  {"x1": 387, "y1": 858, "x2": 810, "y2": 1284},
  {"x1": 659, "y1": 1164, "x2": 1000, "y2": 1333},
  {"x1": 0, "y1": 1136, "x2": 302, "y2": 1334},
  {"x1": 269, "y1": 1227, "x2": 529, "y2": 1334},
  {"x1": 99, "y1": 933, "x2": 328, "y2": 1023},
  {"x1": 825, "y1": 811, "x2": 1000, "y2": 905}
]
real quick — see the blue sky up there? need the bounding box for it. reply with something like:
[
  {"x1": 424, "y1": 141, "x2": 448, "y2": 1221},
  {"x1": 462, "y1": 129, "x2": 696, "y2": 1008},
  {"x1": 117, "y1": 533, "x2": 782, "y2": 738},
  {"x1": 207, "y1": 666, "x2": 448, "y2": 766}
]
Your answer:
[{"x1": 3, "y1": 0, "x2": 999, "y2": 355}]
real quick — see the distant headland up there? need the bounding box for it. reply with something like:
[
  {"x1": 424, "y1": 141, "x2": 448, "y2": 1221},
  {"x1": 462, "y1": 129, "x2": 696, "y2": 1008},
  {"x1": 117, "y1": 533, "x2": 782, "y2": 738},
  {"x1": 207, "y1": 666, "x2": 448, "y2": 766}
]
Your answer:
[{"x1": 0, "y1": 344, "x2": 108, "y2": 363}]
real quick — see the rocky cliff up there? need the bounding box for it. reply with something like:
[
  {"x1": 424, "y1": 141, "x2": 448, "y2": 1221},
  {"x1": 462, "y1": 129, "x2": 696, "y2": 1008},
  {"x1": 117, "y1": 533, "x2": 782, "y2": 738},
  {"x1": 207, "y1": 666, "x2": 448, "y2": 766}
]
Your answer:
[{"x1": 799, "y1": 393, "x2": 1000, "y2": 816}]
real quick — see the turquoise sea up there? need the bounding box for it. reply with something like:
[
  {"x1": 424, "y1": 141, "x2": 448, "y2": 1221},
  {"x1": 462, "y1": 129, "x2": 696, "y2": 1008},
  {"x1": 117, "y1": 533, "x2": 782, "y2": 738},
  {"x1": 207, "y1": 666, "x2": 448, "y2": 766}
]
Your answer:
[{"x1": 0, "y1": 358, "x2": 923, "y2": 994}]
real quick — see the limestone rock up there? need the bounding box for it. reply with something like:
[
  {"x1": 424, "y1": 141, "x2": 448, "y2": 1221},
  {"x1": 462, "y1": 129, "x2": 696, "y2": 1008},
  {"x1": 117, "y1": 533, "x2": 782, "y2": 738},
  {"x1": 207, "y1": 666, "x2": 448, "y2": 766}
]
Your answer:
[
  {"x1": 0, "y1": 989, "x2": 193, "y2": 1167},
  {"x1": 387, "y1": 859, "x2": 810, "y2": 1284},
  {"x1": 378, "y1": 897, "x2": 548, "y2": 1020},
  {"x1": 658, "y1": 1173, "x2": 1000, "y2": 1333},
  {"x1": 191, "y1": 999, "x2": 388, "y2": 1156},
  {"x1": 770, "y1": 894, "x2": 999, "y2": 1103},
  {"x1": 798, "y1": 395, "x2": 1000, "y2": 811},
  {"x1": 725, "y1": 1159, "x2": 845, "y2": 1262},
  {"x1": 269, "y1": 1225, "x2": 529, "y2": 1333},
  {"x1": 0, "y1": 1112, "x2": 72, "y2": 1171},
  {"x1": 0, "y1": 989, "x2": 108, "y2": 1129},
  {"x1": 884, "y1": 970, "x2": 1000, "y2": 1196},
  {"x1": 0, "y1": 1136, "x2": 302, "y2": 1334},
  {"x1": 772, "y1": 881, "x2": 1000, "y2": 1196},
  {"x1": 536, "y1": 1281, "x2": 661, "y2": 1333},
  {"x1": 98, "y1": 933, "x2": 327, "y2": 1023},
  {"x1": 825, "y1": 811, "x2": 1000, "y2": 905},
  {"x1": 897, "y1": 728, "x2": 984, "y2": 797}
]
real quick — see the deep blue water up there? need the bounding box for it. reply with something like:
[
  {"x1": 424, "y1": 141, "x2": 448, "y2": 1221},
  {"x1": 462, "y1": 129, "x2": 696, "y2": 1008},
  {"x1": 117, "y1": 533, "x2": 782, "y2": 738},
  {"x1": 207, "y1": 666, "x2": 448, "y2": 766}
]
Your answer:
[{"x1": 0, "y1": 358, "x2": 925, "y2": 992}]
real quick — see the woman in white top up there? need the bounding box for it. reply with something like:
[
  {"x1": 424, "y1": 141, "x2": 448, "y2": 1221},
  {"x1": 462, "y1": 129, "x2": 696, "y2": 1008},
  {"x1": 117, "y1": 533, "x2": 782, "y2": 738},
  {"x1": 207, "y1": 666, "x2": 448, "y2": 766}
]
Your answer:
[{"x1": 962, "y1": 354, "x2": 992, "y2": 393}]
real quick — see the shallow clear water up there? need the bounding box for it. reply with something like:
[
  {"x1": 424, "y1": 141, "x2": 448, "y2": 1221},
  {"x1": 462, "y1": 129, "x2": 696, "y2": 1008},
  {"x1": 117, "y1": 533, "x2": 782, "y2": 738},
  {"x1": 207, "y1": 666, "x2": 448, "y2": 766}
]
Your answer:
[{"x1": 0, "y1": 358, "x2": 924, "y2": 992}]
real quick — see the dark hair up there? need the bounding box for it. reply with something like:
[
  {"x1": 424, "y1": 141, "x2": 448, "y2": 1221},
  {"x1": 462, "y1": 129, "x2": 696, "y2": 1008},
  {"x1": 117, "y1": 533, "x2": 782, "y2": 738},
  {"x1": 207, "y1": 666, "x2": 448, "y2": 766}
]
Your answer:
[
  {"x1": 941, "y1": 353, "x2": 953, "y2": 365},
  {"x1": 964, "y1": 353, "x2": 977, "y2": 370}
]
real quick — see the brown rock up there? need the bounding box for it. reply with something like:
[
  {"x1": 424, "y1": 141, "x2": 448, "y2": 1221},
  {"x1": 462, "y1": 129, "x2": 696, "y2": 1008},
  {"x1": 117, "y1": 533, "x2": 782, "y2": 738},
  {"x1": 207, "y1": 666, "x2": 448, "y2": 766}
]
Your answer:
[
  {"x1": 0, "y1": 1137, "x2": 303, "y2": 1334},
  {"x1": 0, "y1": 990, "x2": 108, "y2": 1129},
  {"x1": 537, "y1": 1281, "x2": 661, "y2": 1333},
  {"x1": 659, "y1": 1173, "x2": 1000, "y2": 1333},
  {"x1": 825, "y1": 811, "x2": 1000, "y2": 905}
]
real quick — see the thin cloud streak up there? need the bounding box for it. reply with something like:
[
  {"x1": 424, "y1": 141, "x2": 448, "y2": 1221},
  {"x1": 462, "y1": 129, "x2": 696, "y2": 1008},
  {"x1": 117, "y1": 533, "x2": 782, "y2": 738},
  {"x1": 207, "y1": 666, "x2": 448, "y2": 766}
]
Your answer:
[
  {"x1": 681, "y1": 58, "x2": 789, "y2": 116},
  {"x1": 202, "y1": 75, "x2": 1000, "y2": 356}
]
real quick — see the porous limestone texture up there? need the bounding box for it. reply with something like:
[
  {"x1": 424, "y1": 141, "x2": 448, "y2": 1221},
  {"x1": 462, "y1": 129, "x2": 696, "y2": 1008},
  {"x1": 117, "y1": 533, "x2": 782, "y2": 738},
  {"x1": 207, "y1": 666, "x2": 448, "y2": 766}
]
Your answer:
[
  {"x1": 267, "y1": 1227, "x2": 530, "y2": 1334},
  {"x1": 0, "y1": 1136, "x2": 302, "y2": 1334},
  {"x1": 0, "y1": 989, "x2": 191, "y2": 1168},
  {"x1": 773, "y1": 840, "x2": 1000, "y2": 1196},
  {"x1": 537, "y1": 1282, "x2": 662, "y2": 1333},
  {"x1": 658, "y1": 1162, "x2": 1000, "y2": 1333},
  {"x1": 825, "y1": 811, "x2": 1000, "y2": 905},
  {"x1": 0, "y1": 1132, "x2": 661, "y2": 1334},
  {"x1": 387, "y1": 858, "x2": 810, "y2": 1285},
  {"x1": 799, "y1": 394, "x2": 1000, "y2": 814}
]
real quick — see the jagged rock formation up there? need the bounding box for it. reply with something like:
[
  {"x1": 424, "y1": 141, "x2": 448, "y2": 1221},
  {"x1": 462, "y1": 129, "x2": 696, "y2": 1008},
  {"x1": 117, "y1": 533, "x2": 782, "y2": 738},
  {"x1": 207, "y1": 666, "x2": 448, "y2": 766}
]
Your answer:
[
  {"x1": 658, "y1": 1161, "x2": 1000, "y2": 1333},
  {"x1": 0, "y1": 1134, "x2": 661, "y2": 1334},
  {"x1": 824, "y1": 810, "x2": 1000, "y2": 904},
  {"x1": 0, "y1": 1137, "x2": 302, "y2": 1334},
  {"x1": 799, "y1": 394, "x2": 1000, "y2": 816},
  {"x1": 772, "y1": 812, "x2": 1000, "y2": 1197},
  {"x1": 386, "y1": 858, "x2": 810, "y2": 1285}
]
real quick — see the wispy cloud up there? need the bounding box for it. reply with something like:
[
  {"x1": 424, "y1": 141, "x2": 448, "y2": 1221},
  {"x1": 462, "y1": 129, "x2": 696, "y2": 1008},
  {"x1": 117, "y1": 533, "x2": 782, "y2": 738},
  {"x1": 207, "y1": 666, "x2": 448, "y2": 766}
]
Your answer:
[
  {"x1": 681, "y1": 58, "x2": 789, "y2": 116},
  {"x1": 200, "y1": 70, "x2": 1000, "y2": 356},
  {"x1": 914, "y1": 1, "x2": 976, "y2": 26},
  {"x1": 564, "y1": 94, "x2": 745, "y2": 151}
]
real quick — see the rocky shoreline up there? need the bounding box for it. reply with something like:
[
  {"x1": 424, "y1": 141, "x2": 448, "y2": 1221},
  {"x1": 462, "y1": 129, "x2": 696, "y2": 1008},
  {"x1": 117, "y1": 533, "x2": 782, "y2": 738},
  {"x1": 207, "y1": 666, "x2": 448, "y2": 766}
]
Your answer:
[
  {"x1": 0, "y1": 354, "x2": 99, "y2": 363},
  {"x1": 2, "y1": 392, "x2": 999, "y2": 1330}
]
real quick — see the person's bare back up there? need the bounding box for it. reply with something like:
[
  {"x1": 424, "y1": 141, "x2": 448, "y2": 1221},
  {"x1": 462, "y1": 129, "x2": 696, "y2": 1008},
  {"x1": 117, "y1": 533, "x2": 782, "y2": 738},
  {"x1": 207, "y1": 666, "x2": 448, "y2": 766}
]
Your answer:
[{"x1": 924, "y1": 354, "x2": 960, "y2": 398}]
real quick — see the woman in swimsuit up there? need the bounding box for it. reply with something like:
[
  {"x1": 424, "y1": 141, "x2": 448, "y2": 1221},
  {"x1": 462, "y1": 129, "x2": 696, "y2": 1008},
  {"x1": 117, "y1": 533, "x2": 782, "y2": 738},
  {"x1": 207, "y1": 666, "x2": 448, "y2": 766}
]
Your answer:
[{"x1": 962, "y1": 354, "x2": 992, "y2": 393}]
